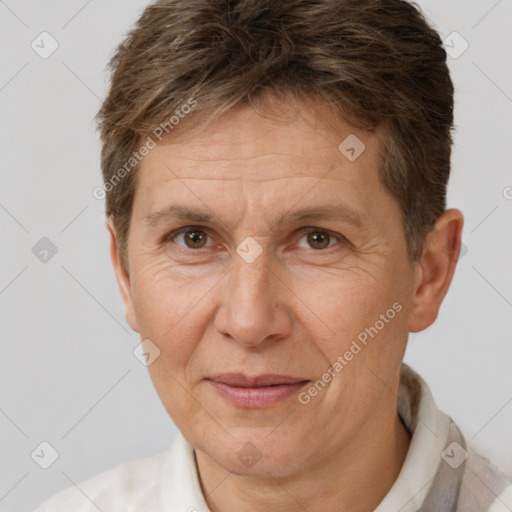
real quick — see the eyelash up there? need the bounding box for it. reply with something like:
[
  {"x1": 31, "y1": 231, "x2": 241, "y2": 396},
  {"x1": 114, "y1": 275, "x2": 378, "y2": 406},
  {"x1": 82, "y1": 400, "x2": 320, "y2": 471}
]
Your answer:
[{"x1": 163, "y1": 226, "x2": 345, "y2": 254}]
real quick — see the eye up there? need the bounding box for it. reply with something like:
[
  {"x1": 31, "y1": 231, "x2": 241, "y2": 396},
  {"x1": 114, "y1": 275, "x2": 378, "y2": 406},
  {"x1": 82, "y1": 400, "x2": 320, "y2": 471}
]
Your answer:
[
  {"x1": 169, "y1": 227, "x2": 213, "y2": 250},
  {"x1": 164, "y1": 226, "x2": 344, "y2": 254},
  {"x1": 297, "y1": 229, "x2": 342, "y2": 251}
]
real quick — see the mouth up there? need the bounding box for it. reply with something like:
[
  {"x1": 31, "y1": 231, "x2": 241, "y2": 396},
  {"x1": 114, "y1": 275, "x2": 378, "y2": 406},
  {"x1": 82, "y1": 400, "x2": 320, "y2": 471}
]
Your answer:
[{"x1": 206, "y1": 373, "x2": 310, "y2": 408}]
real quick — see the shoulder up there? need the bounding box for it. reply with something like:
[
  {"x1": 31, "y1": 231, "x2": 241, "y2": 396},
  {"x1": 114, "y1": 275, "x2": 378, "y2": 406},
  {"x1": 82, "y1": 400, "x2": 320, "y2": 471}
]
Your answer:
[
  {"x1": 459, "y1": 446, "x2": 512, "y2": 512},
  {"x1": 31, "y1": 448, "x2": 171, "y2": 512}
]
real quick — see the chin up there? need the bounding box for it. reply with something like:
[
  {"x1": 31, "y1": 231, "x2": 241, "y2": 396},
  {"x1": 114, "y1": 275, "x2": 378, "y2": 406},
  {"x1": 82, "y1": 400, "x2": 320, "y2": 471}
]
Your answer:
[{"x1": 199, "y1": 429, "x2": 310, "y2": 477}]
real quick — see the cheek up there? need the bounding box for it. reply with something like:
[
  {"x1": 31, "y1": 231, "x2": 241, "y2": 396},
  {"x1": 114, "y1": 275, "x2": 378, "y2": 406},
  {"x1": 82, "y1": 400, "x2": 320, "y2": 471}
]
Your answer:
[
  {"x1": 130, "y1": 254, "x2": 215, "y2": 322},
  {"x1": 300, "y1": 268, "x2": 393, "y2": 342},
  {"x1": 129, "y1": 260, "x2": 214, "y2": 364},
  {"x1": 130, "y1": 263, "x2": 214, "y2": 422},
  {"x1": 300, "y1": 267, "x2": 409, "y2": 404},
  {"x1": 309, "y1": 287, "x2": 407, "y2": 420}
]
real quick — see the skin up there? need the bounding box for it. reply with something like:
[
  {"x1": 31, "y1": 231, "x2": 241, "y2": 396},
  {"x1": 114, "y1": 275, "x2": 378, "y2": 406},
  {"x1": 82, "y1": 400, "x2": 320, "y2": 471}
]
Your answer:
[{"x1": 107, "y1": 98, "x2": 464, "y2": 512}]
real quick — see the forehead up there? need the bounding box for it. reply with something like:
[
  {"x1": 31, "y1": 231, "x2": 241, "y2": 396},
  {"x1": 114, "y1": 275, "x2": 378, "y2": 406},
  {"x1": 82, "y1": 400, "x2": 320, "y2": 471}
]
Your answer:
[
  {"x1": 136, "y1": 103, "x2": 379, "y2": 181},
  {"x1": 131, "y1": 100, "x2": 397, "y2": 228}
]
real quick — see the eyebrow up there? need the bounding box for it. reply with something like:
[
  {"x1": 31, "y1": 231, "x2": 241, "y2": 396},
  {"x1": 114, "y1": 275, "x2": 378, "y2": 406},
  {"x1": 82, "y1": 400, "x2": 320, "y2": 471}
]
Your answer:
[{"x1": 143, "y1": 203, "x2": 364, "y2": 229}]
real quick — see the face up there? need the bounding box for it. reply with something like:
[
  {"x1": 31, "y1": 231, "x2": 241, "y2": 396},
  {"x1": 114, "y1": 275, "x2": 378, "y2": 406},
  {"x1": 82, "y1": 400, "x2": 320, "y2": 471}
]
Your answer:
[{"x1": 111, "y1": 99, "x2": 426, "y2": 477}]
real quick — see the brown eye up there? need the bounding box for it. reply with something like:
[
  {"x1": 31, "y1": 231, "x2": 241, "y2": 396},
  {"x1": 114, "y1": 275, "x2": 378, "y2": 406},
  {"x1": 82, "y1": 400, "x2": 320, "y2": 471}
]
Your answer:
[
  {"x1": 173, "y1": 229, "x2": 211, "y2": 249},
  {"x1": 184, "y1": 230, "x2": 208, "y2": 248},
  {"x1": 307, "y1": 231, "x2": 330, "y2": 249},
  {"x1": 298, "y1": 230, "x2": 340, "y2": 250}
]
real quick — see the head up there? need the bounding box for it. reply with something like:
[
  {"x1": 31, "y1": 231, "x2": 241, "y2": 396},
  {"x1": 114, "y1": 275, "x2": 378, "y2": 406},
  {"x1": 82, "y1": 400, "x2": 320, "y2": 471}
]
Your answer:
[{"x1": 97, "y1": 0, "x2": 463, "y2": 477}]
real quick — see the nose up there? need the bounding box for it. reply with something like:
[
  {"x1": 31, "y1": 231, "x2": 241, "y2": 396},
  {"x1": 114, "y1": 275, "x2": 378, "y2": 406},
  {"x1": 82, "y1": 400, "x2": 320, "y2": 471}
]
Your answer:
[{"x1": 213, "y1": 253, "x2": 293, "y2": 348}]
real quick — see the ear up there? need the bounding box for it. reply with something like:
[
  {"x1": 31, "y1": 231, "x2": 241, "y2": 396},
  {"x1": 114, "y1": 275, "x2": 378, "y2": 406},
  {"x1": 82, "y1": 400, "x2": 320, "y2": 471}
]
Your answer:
[
  {"x1": 408, "y1": 208, "x2": 464, "y2": 333},
  {"x1": 106, "y1": 217, "x2": 139, "y2": 333}
]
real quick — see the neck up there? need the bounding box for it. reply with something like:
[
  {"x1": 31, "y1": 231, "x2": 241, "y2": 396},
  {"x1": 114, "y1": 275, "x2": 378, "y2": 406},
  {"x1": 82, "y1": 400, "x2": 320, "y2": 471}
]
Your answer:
[{"x1": 195, "y1": 400, "x2": 411, "y2": 512}]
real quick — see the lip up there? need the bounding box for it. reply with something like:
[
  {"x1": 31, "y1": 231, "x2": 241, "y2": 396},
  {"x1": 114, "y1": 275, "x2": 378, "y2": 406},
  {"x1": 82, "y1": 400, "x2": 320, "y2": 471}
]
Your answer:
[
  {"x1": 209, "y1": 373, "x2": 307, "y2": 387},
  {"x1": 207, "y1": 374, "x2": 310, "y2": 408}
]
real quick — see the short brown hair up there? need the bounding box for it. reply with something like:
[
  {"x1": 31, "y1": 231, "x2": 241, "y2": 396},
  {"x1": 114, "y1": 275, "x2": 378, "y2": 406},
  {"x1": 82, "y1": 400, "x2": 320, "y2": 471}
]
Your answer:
[{"x1": 96, "y1": 0, "x2": 454, "y2": 271}]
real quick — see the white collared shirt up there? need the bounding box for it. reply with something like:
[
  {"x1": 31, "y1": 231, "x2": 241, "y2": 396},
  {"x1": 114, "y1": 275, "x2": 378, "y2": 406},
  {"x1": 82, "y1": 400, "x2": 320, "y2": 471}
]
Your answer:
[{"x1": 32, "y1": 365, "x2": 512, "y2": 511}]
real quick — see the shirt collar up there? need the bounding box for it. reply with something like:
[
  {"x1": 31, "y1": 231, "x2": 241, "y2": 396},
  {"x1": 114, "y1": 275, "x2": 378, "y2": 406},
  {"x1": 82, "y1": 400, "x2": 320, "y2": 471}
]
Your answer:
[{"x1": 374, "y1": 363, "x2": 451, "y2": 511}]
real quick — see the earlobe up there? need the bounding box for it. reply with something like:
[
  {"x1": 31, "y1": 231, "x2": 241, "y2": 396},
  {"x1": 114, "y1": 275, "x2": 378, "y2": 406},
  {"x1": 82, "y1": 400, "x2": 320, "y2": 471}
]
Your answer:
[
  {"x1": 106, "y1": 218, "x2": 140, "y2": 333},
  {"x1": 407, "y1": 209, "x2": 464, "y2": 333}
]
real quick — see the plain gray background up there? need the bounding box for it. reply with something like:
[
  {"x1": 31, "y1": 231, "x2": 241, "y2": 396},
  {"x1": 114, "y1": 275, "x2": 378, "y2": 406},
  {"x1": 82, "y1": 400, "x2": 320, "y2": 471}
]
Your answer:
[{"x1": 1, "y1": 0, "x2": 511, "y2": 510}]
